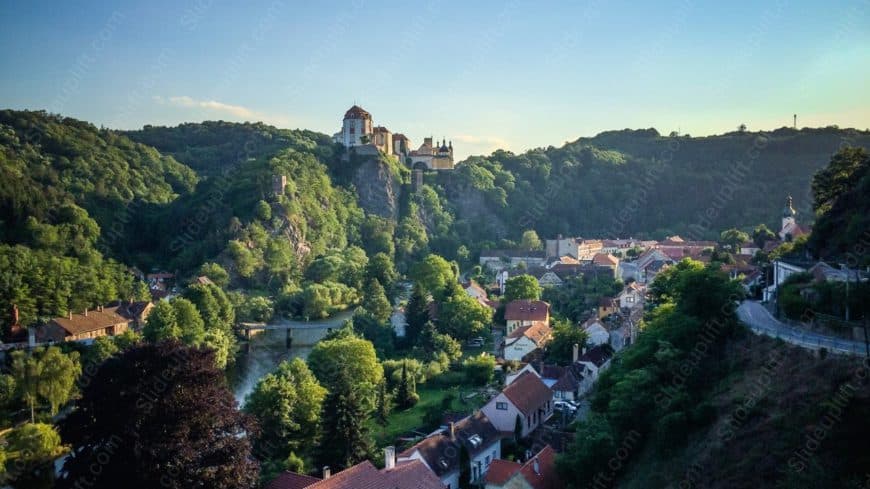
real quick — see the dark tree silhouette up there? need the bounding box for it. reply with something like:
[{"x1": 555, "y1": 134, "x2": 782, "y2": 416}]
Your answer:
[{"x1": 56, "y1": 341, "x2": 259, "y2": 489}]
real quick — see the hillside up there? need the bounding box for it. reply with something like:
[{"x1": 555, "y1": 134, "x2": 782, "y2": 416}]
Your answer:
[
  {"x1": 434, "y1": 127, "x2": 870, "y2": 245},
  {"x1": 556, "y1": 261, "x2": 870, "y2": 489}
]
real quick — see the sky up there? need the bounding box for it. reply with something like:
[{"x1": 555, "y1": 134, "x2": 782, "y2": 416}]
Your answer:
[{"x1": 1, "y1": 0, "x2": 869, "y2": 159}]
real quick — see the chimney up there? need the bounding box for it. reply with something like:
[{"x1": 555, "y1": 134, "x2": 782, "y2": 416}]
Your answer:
[
  {"x1": 384, "y1": 446, "x2": 396, "y2": 470},
  {"x1": 572, "y1": 343, "x2": 579, "y2": 363},
  {"x1": 322, "y1": 466, "x2": 331, "y2": 479},
  {"x1": 582, "y1": 346, "x2": 587, "y2": 355},
  {"x1": 532, "y1": 457, "x2": 540, "y2": 475},
  {"x1": 448, "y1": 422, "x2": 456, "y2": 440},
  {"x1": 69, "y1": 311, "x2": 73, "y2": 320},
  {"x1": 84, "y1": 308, "x2": 88, "y2": 317}
]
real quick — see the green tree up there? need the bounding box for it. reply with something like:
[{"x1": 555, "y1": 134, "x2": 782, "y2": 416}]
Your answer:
[
  {"x1": 244, "y1": 358, "x2": 327, "y2": 462},
  {"x1": 365, "y1": 252, "x2": 397, "y2": 293},
  {"x1": 0, "y1": 374, "x2": 16, "y2": 408},
  {"x1": 504, "y1": 274, "x2": 543, "y2": 302},
  {"x1": 308, "y1": 334, "x2": 383, "y2": 406},
  {"x1": 36, "y1": 346, "x2": 82, "y2": 415},
  {"x1": 404, "y1": 282, "x2": 430, "y2": 345},
  {"x1": 198, "y1": 262, "x2": 230, "y2": 287},
  {"x1": 719, "y1": 228, "x2": 750, "y2": 250},
  {"x1": 375, "y1": 379, "x2": 391, "y2": 426},
  {"x1": 203, "y1": 329, "x2": 233, "y2": 369},
  {"x1": 143, "y1": 300, "x2": 181, "y2": 342},
  {"x1": 520, "y1": 229, "x2": 543, "y2": 251},
  {"x1": 7, "y1": 422, "x2": 61, "y2": 464},
  {"x1": 411, "y1": 254, "x2": 456, "y2": 296},
  {"x1": 395, "y1": 361, "x2": 419, "y2": 409},
  {"x1": 362, "y1": 278, "x2": 392, "y2": 323},
  {"x1": 256, "y1": 199, "x2": 272, "y2": 221},
  {"x1": 437, "y1": 282, "x2": 493, "y2": 340},
  {"x1": 462, "y1": 353, "x2": 496, "y2": 386},
  {"x1": 317, "y1": 370, "x2": 375, "y2": 471},
  {"x1": 548, "y1": 319, "x2": 590, "y2": 365},
  {"x1": 752, "y1": 224, "x2": 777, "y2": 248},
  {"x1": 172, "y1": 297, "x2": 206, "y2": 345},
  {"x1": 11, "y1": 349, "x2": 42, "y2": 422}
]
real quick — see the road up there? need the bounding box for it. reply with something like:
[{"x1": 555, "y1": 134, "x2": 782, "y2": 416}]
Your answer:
[{"x1": 737, "y1": 301, "x2": 867, "y2": 356}]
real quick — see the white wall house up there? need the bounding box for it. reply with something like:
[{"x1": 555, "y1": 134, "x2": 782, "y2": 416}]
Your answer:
[
  {"x1": 397, "y1": 413, "x2": 501, "y2": 489},
  {"x1": 504, "y1": 300, "x2": 549, "y2": 336},
  {"x1": 481, "y1": 372, "x2": 553, "y2": 438},
  {"x1": 582, "y1": 319, "x2": 610, "y2": 347},
  {"x1": 502, "y1": 322, "x2": 552, "y2": 362}
]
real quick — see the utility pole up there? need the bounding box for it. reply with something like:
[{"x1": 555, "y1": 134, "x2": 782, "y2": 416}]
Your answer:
[{"x1": 793, "y1": 114, "x2": 797, "y2": 129}]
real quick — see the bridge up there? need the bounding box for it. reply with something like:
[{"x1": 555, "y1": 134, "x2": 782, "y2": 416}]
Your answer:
[{"x1": 235, "y1": 310, "x2": 354, "y2": 346}]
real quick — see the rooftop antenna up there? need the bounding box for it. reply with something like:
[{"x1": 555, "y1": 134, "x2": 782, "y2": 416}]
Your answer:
[{"x1": 793, "y1": 114, "x2": 797, "y2": 129}]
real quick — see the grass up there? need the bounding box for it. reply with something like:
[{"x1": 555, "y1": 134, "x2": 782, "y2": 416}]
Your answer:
[{"x1": 369, "y1": 376, "x2": 488, "y2": 448}]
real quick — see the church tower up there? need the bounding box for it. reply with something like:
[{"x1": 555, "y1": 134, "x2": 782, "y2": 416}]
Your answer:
[
  {"x1": 339, "y1": 105, "x2": 373, "y2": 147},
  {"x1": 779, "y1": 195, "x2": 799, "y2": 240}
]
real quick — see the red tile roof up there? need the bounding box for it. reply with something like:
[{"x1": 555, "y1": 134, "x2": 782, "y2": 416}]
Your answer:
[
  {"x1": 485, "y1": 459, "x2": 523, "y2": 485},
  {"x1": 501, "y1": 371, "x2": 553, "y2": 416},
  {"x1": 505, "y1": 300, "x2": 549, "y2": 322},
  {"x1": 507, "y1": 321, "x2": 552, "y2": 346},
  {"x1": 343, "y1": 105, "x2": 372, "y2": 120},
  {"x1": 485, "y1": 446, "x2": 562, "y2": 489},
  {"x1": 265, "y1": 472, "x2": 320, "y2": 489},
  {"x1": 269, "y1": 460, "x2": 443, "y2": 489},
  {"x1": 592, "y1": 253, "x2": 619, "y2": 266}
]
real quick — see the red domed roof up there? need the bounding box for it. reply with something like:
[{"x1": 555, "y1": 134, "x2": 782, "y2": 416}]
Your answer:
[{"x1": 344, "y1": 105, "x2": 372, "y2": 120}]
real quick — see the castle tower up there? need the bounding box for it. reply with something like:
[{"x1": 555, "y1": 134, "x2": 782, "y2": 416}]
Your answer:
[{"x1": 339, "y1": 105, "x2": 373, "y2": 148}]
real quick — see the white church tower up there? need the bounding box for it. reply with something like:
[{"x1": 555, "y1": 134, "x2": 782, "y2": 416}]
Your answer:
[{"x1": 337, "y1": 105, "x2": 373, "y2": 148}]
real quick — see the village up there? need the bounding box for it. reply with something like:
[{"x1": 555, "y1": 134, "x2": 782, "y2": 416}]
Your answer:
[{"x1": 2, "y1": 176, "x2": 868, "y2": 489}]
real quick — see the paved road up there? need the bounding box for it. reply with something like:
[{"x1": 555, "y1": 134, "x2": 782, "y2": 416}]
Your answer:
[{"x1": 737, "y1": 301, "x2": 867, "y2": 356}]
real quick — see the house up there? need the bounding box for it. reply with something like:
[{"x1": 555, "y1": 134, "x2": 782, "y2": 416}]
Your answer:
[
  {"x1": 193, "y1": 275, "x2": 214, "y2": 286},
  {"x1": 539, "y1": 353, "x2": 593, "y2": 403},
  {"x1": 762, "y1": 259, "x2": 809, "y2": 302},
  {"x1": 267, "y1": 449, "x2": 444, "y2": 489},
  {"x1": 807, "y1": 261, "x2": 869, "y2": 283},
  {"x1": 398, "y1": 412, "x2": 501, "y2": 488},
  {"x1": 535, "y1": 271, "x2": 564, "y2": 288},
  {"x1": 597, "y1": 297, "x2": 618, "y2": 319},
  {"x1": 575, "y1": 344, "x2": 615, "y2": 381},
  {"x1": 502, "y1": 321, "x2": 552, "y2": 361},
  {"x1": 38, "y1": 306, "x2": 131, "y2": 343},
  {"x1": 117, "y1": 300, "x2": 154, "y2": 330},
  {"x1": 545, "y1": 236, "x2": 580, "y2": 259},
  {"x1": 484, "y1": 445, "x2": 562, "y2": 489},
  {"x1": 576, "y1": 240, "x2": 604, "y2": 260},
  {"x1": 505, "y1": 300, "x2": 550, "y2": 336},
  {"x1": 581, "y1": 318, "x2": 610, "y2": 346},
  {"x1": 482, "y1": 371, "x2": 553, "y2": 438},
  {"x1": 591, "y1": 253, "x2": 620, "y2": 278},
  {"x1": 616, "y1": 282, "x2": 644, "y2": 311}
]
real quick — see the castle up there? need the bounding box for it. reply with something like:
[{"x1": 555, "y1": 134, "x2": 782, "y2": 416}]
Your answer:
[{"x1": 333, "y1": 105, "x2": 455, "y2": 170}]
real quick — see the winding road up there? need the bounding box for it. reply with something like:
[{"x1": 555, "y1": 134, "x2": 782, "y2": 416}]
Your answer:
[{"x1": 737, "y1": 301, "x2": 867, "y2": 356}]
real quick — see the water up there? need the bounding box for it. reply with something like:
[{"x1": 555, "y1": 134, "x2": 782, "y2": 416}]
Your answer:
[{"x1": 228, "y1": 309, "x2": 355, "y2": 406}]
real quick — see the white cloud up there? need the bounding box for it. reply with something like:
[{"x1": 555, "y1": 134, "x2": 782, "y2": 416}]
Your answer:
[{"x1": 154, "y1": 95, "x2": 291, "y2": 126}]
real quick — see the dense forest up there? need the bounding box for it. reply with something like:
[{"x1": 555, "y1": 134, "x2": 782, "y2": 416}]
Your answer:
[{"x1": 430, "y1": 127, "x2": 870, "y2": 245}]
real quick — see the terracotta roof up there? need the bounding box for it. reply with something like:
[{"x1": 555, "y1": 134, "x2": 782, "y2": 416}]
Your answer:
[
  {"x1": 398, "y1": 412, "x2": 499, "y2": 477},
  {"x1": 507, "y1": 321, "x2": 552, "y2": 346},
  {"x1": 505, "y1": 300, "x2": 549, "y2": 322},
  {"x1": 194, "y1": 276, "x2": 214, "y2": 285},
  {"x1": 372, "y1": 125, "x2": 391, "y2": 133},
  {"x1": 501, "y1": 371, "x2": 553, "y2": 416},
  {"x1": 343, "y1": 105, "x2": 371, "y2": 120},
  {"x1": 49, "y1": 306, "x2": 130, "y2": 336},
  {"x1": 266, "y1": 472, "x2": 320, "y2": 489},
  {"x1": 485, "y1": 446, "x2": 561, "y2": 489},
  {"x1": 485, "y1": 459, "x2": 523, "y2": 485},
  {"x1": 592, "y1": 253, "x2": 619, "y2": 266},
  {"x1": 518, "y1": 445, "x2": 561, "y2": 489},
  {"x1": 380, "y1": 459, "x2": 445, "y2": 489}
]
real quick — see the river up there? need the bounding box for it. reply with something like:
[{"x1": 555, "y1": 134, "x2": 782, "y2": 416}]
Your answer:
[{"x1": 227, "y1": 309, "x2": 355, "y2": 405}]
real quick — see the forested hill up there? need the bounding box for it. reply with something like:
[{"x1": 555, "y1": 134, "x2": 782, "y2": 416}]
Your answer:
[
  {"x1": 436, "y1": 127, "x2": 870, "y2": 243},
  {"x1": 0, "y1": 110, "x2": 197, "y2": 246}
]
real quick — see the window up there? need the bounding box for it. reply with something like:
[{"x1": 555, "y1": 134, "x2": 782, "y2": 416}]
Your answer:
[
  {"x1": 554, "y1": 391, "x2": 562, "y2": 399},
  {"x1": 496, "y1": 402, "x2": 508, "y2": 410}
]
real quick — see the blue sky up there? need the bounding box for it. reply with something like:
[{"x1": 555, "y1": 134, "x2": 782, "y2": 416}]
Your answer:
[{"x1": 1, "y1": 0, "x2": 868, "y2": 159}]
